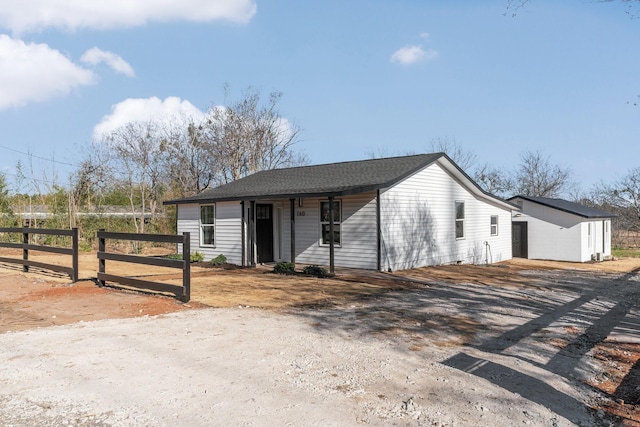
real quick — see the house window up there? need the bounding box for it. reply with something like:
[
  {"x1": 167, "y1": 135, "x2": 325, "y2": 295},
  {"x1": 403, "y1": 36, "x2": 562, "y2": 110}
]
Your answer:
[
  {"x1": 455, "y1": 201, "x2": 465, "y2": 239},
  {"x1": 320, "y1": 200, "x2": 341, "y2": 246},
  {"x1": 490, "y1": 215, "x2": 498, "y2": 236},
  {"x1": 200, "y1": 204, "x2": 215, "y2": 246},
  {"x1": 588, "y1": 222, "x2": 592, "y2": 248}
]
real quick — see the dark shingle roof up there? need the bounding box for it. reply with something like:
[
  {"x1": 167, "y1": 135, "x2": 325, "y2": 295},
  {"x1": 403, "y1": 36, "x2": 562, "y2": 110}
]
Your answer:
[
  {"x1": 509, "y1": 195, "x2": 614, "y2": 218},
  {"x1": 166, "y1": 153, "x2": 448, "y2": 204}
]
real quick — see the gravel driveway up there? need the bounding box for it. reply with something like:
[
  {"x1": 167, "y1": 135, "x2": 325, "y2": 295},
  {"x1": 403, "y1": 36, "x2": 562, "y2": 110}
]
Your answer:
[{"x1": 1, "y1": 263, "x2": 639, "y2": 426}]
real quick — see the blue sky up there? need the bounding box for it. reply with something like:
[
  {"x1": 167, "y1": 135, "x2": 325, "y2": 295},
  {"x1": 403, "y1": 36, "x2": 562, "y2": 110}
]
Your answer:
[{"x1": 0, "y1": 0, "x2": 638, "y2": 194}]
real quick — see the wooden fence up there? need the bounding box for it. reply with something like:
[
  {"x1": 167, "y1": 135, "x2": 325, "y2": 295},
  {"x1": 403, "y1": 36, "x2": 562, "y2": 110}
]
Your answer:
[
  {"x1": 97, "y1": 230, "x2": 191, "y2": 302},
  {"x1": 0, "y1": 227, "x2": 79, "y2": 281}
]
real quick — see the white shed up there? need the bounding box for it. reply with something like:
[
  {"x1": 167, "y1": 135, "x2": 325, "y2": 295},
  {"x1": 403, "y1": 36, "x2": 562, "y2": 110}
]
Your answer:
[
  {"x1": 508, "y1": 195, "x2": 614, "y2": 263},
  {"x1": 164, "y1": 153, "x2": 516, "y2": 272}
]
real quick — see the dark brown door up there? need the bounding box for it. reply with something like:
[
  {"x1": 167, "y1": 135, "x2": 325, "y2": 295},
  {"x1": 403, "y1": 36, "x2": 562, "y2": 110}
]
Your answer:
[
  {"x1": 512, "y1": 222, "x2": 528, "y2": 258},
  {"x1": 256, "y1": 204, "x2": 274, "y2": 263}
]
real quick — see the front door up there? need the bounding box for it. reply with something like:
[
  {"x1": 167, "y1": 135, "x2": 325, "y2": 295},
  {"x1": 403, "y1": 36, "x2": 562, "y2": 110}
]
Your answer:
[
  {"x1": 256, "y1": 204, "x2": 274, "y2": 263},
  {"x1": 512, "y1": 221, "x2": 528, "y2": 258}
]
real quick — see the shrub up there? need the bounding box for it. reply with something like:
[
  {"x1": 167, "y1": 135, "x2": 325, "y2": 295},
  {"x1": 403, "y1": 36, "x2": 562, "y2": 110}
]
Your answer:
[
  {"x1": 210, "y1": 254, "x2": 227, "y2": 266},
  {"x1": 302, "y1": 265, "x2": 330, "y2": 278},
  {"x1": 190, "y1": 251, "x2": 204, "y2": 263},
  {"x1": 166, "y1": 252, "x2": 204, "y2": 262},
  {"x1": 273, "y1": 262, "x2": 296, "y2": 274}
]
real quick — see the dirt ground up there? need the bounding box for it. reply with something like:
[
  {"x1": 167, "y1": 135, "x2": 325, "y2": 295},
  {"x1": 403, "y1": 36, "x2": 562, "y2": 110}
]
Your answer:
[{"x1": 0, "y1": 249, "x2": 639, "y2": 426}]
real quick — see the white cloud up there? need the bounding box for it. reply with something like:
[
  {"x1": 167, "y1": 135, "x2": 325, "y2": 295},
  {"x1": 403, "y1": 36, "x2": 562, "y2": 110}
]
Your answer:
[
  {"x1": 93, "y1": 96, "x2": 205, "y2": 140},
  {"x1": 390, "y1": 45, "x2": 439, "y2": 66},
  {"x1": 80, "y1": 47, "x2": 135, "y2": 77},
  {"x1": 0, "y1": 35, "x2": 95, "y2": 110},
  {"x1": 0, "y1": 0, "x2": 257, "y2": 33}
]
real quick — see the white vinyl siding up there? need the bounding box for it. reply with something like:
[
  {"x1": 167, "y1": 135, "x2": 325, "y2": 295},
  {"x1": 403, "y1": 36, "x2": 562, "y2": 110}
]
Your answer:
[
  {"x1": 177, "y1": 202, "x2": 243, "y2": 265},
  {"x1": 290, "y1": 193, "x2": 378, "y2": 269},
  {"x1": 380, "y1": 162, "x2": 512, "y2": 271}
]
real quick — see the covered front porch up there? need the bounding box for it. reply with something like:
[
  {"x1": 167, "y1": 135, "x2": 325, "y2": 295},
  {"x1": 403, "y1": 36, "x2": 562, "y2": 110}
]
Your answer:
[{"x1": 240, "y1": 195, "x2": 351, "y2": 274}]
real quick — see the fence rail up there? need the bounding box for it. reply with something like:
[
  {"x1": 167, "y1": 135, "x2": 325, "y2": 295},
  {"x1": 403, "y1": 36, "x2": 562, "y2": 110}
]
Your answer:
[
  {"x1": 97, "y1": 230, "x2": 190, "y2": 302},
  {"x1": 0, "y1": 227, "x2": 78, "y2": 281}
]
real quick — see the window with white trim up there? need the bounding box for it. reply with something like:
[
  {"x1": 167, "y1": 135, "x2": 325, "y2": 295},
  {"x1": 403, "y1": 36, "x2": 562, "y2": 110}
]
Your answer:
[
  {"x1": 455, "y1": 201, "x2": 465, "y2": 239},
  {"x1": 320, "y1": 200, "x2": 341, "y2": 246},
  {"x1": 200, "y1": 204, "x2": 215, "y2": 246},
  {"x1": 490, "y1": 215, "x2": 498, "y2": 236}
]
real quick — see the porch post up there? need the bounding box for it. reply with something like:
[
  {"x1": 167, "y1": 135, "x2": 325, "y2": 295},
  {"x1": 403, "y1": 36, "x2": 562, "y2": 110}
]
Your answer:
[
  {"x1": 376, "y1": 190, "x2": 381, "y2": 271},
  {"x1": 250, "y1": 200, "x2": 256, "y2": 267},
  {"x1": 241, "y1": 200, "x2": 246, "y2": 267},
  {"x1": 329, "y1": 196, "x2": 335, "y2": 274},
  {"x1": 290, "y1": 198, "x2": 296, "y2": 265}
]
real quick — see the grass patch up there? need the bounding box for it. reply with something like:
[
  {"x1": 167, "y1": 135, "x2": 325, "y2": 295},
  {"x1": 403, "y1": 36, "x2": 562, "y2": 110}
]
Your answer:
[{"x1": 612, "y1": 247, "x2": 640, "y2": 258}]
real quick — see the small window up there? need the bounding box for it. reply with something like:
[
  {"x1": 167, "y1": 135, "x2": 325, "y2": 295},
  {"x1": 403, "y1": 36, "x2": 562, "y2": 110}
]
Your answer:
[
  {"x1": 455, "y1": 201, "x2": 465, "y2": 239},
  {"x1": 490, "y1": 215, "x2": 498, "y2": 236},
  {"x1": 200, "y1": 204, "x2": 215, "y2": 246},
  {"x1": 320, "y1": 200, "x2": 341, "y2": 246}
]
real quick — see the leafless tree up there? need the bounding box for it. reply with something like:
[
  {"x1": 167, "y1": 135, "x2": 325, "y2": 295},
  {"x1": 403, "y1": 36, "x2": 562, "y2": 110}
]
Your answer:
[
  {"x1": 594, "y1": 167, "x2": 640, "y2": 232},
  {"x1": 428, "y1": 137, "x2": 477, "y2": 172},
  {"x1": 68, "y1": 147, "x2": 112, "y2": 228},
  {"x1": 161, "y1": 120, "x2": 218, "y2": 198},
  {"x1": 200, "y1": 87, "x2": 307, "y2": 184},
  {"x1": 99, "y1": 121, "x2": 168, "y2": 233},
  {"x1": 512, "y1": 150, "x2": 573, "y2": 197},
  {"x1": 473, "y1": 162, "x2": 513, "y2": 198}
]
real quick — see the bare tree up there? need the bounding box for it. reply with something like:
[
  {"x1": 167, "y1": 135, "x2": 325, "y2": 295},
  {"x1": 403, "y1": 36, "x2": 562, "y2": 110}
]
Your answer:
[
  {"x1": 68, "y1": 147, "x2": 112, "y2": 228},
  {"x1": 99, "y1": 121, "x2": 168, "y2": 233},
  {"x1": 473, "y1": 163, "x2": 513, "y2": 198},
  {"x1": 428, "y1": 137, "x2": 477, "y2": 172},
  {"x1": 162, "y1": 120, "x2": 218, "y2": 198},
  {"x1": 594, "y1": 167, "x2": 640, "y2": 231},
  {"x1": 201, "y1": 87, "x2": 307, "y2": 184},
  {"x1": 512, "y1": 150, "x2": 573, "y2": 197}
]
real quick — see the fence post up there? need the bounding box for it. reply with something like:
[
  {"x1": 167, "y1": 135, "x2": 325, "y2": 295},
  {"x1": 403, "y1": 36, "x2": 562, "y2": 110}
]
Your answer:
[
  {"x1": 182, "y1": 232, "x2": 190, "y2": 303},
  {"x1": 22, "y1": 227, "x2": 29, "y2": 273},
  {"x1": 98, "y1": 229, "x2": 105, "y2": 287},
  {"x1": 71, "y1": 228, "x2": 79, "y2": 282}
]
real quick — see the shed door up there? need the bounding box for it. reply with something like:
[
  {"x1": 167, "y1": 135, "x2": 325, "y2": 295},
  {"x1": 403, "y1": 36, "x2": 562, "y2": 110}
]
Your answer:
[
  {"x1": 256, "y1": 204, "x2": 274, "y2": 263},
  {"x1": 512, "y1": 222, "x2": 528, "y2": 258}
]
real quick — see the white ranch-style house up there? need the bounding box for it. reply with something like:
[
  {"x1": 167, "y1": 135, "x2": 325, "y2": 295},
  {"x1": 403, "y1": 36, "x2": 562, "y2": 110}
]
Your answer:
[
  {"x1": 164, "y1": 153, "x2": 516, "y2": 272},
  {"x1": 509, "y1": 195, "x2": 614, "y2": 263}
]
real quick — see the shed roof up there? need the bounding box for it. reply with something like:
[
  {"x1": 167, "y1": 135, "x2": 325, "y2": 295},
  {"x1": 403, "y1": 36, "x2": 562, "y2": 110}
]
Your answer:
[
  {"x1": 509, "y1": 195, "x2": 614, "y2": 219},
  {"x1": 165, "y1": 152, "x2": 512, "y2": 207}
]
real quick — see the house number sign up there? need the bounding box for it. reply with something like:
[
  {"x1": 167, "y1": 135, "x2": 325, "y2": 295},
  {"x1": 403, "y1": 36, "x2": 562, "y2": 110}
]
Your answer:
[{"x1": 296, "y1": 210, "x2": 306, "y2": 216}]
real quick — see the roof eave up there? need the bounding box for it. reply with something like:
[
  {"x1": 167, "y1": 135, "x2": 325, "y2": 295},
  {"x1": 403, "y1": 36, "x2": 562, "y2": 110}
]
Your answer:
[{"x1": 163, "y1": 185, "x2": 382, "y2": 205}]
